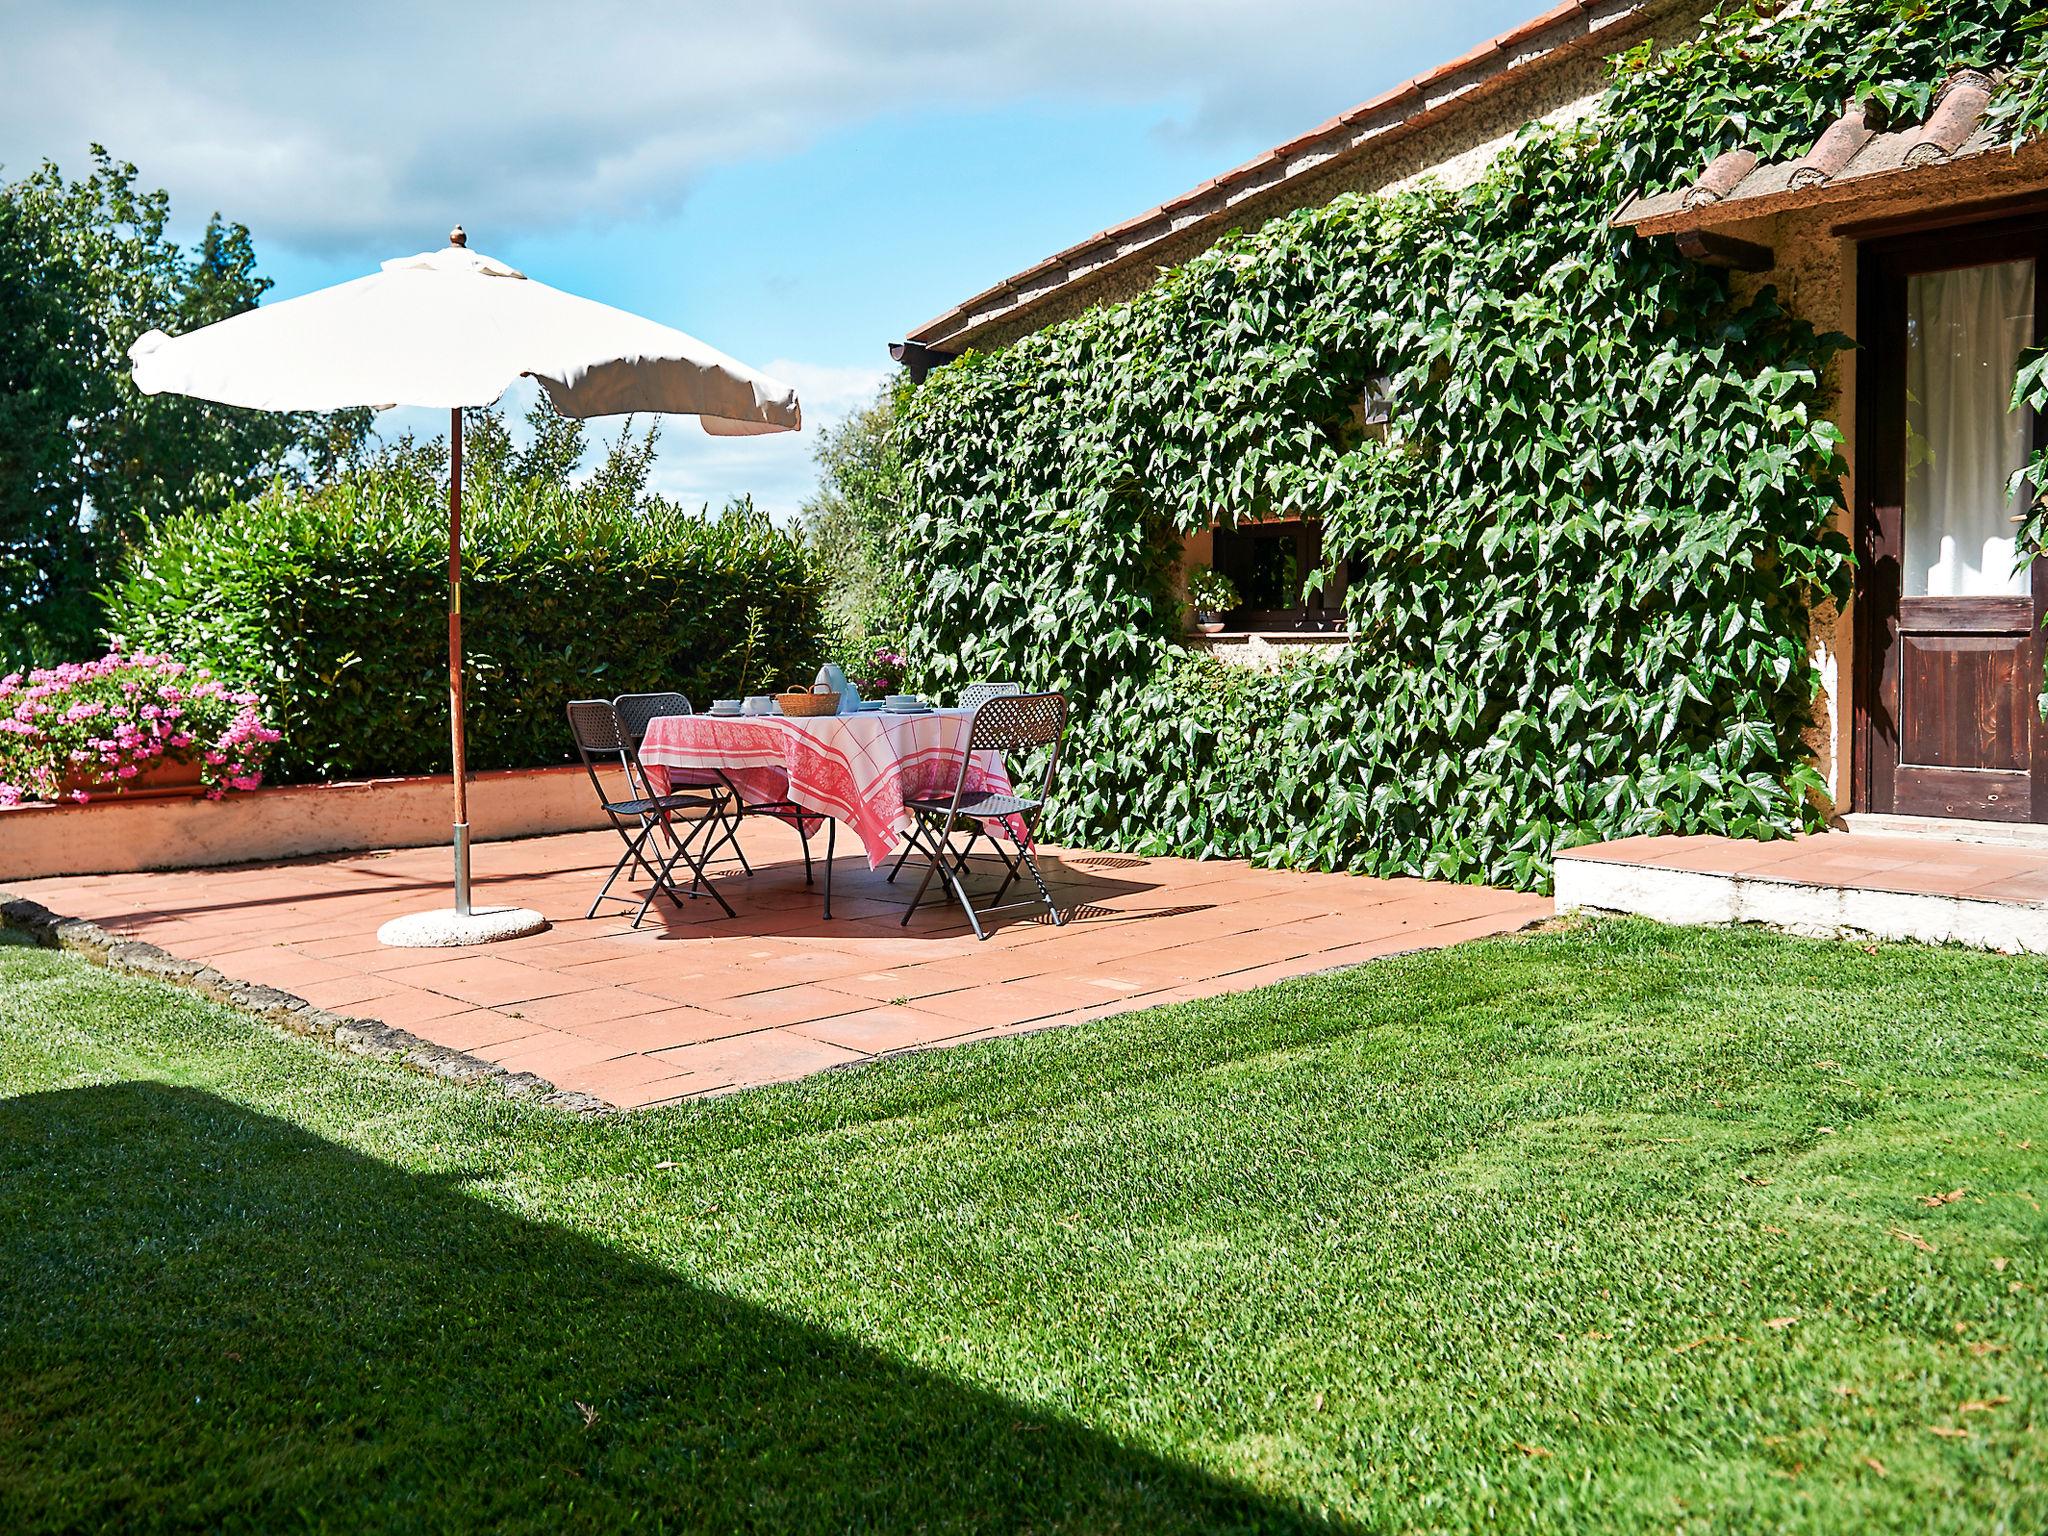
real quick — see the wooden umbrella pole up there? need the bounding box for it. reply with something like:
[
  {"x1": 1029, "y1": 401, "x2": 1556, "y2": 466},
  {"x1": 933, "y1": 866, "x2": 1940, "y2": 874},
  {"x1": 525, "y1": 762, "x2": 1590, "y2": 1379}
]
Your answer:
[{"x1": 448, "y1": 405, "x2": 472, "y2": 916}]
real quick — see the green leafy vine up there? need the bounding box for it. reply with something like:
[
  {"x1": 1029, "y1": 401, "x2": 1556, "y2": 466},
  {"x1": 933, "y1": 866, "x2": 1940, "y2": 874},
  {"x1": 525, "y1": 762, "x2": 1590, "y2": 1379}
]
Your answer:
[{"x1": 896, "y1": 0, "x2": 2047, "y2": 891}]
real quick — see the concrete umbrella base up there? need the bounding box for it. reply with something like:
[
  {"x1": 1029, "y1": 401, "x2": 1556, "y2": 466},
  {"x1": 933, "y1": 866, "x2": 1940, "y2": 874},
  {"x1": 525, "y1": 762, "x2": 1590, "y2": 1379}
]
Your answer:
[{"x1": 376, "y1": 906, "x2": 549, "y2": 948}]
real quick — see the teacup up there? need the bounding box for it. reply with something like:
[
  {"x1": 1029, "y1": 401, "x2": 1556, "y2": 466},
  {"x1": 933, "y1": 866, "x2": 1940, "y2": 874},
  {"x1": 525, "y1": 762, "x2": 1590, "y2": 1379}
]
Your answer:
[
  {"x1": 885, "y1": 694, "x2": 921, "y2": 708},
  {"x1": 709, "y1": 699, "x2": 741, "y2": 715},
  {"x1": 742, "y1": 695, "x2": 774, "y2": 715}
]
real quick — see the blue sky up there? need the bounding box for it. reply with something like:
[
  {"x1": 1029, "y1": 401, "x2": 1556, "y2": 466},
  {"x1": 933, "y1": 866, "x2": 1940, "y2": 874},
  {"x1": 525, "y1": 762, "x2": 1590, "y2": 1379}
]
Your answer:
[{"x1": 3, "y1": 0, "x2": 1539, "y2": 517}]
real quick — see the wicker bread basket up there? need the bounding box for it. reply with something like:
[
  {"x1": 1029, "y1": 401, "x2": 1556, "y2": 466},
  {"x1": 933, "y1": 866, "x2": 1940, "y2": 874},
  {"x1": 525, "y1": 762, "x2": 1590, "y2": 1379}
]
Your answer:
[{"x1": 776, "y1": 686, "x2": 842, "y2": 718}]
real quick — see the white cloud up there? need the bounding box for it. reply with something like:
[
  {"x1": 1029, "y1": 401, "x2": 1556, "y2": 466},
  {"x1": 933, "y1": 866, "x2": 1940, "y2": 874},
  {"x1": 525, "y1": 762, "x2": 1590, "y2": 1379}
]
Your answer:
[
  {"x1": 647, "y1": 358, "x2": 890, "y2": 522},
  {"x1": 0, "y1": 1, "x2": 1524, "y2": 257}
]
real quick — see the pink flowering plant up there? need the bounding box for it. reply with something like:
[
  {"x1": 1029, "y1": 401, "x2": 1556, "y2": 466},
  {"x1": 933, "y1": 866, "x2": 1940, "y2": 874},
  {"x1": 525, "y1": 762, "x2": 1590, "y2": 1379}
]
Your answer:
[
  {"x1": 0, "y1": 652, "x2": 282, "y2": 806},
  {"x1": 858, "y1": 645, "x2": 907, "y2": 699}
]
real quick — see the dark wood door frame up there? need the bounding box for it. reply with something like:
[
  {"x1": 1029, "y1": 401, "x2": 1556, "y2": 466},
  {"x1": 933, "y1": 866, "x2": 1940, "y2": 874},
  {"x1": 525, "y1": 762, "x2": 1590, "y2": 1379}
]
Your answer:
[{"x1": 1852, "y1": 212, "x2": 2048, "y2": 821}]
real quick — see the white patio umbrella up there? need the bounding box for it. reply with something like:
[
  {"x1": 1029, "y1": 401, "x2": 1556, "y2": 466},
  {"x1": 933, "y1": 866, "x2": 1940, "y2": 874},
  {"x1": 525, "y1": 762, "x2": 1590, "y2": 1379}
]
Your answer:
[{"x1": 131, "y1": 228, "x2": 801, "y2": 946}]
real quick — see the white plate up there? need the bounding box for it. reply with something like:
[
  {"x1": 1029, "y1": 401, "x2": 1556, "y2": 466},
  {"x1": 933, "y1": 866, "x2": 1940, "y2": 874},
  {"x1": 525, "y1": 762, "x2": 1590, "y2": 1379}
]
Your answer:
[{"x1": 882, "y1": 704, "x2": 933, "y2": 714}]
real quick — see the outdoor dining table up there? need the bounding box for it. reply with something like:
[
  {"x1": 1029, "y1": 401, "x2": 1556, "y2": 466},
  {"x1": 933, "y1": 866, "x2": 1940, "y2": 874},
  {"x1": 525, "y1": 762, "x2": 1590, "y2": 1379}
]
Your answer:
[{"x1": 636, "y1": 708, "x2": 1018, "y2": 918}]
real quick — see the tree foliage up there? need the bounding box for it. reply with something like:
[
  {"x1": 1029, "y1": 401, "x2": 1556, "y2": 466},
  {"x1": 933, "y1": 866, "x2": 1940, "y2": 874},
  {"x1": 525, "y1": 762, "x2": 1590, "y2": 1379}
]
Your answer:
[
  {"x1": 896, "y1": 0, "x2": 2045, "y2": 892},
  {"x1": 0, "y1": 149, "x2": 370, "y2": 665},
  {"x1": 800, "y1": 377, "x2": 913, "y2": 666}
]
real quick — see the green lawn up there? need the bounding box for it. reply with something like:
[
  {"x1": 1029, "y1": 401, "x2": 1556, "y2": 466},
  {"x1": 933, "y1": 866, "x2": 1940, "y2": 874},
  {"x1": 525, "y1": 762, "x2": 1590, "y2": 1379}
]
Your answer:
[{"x1": 0, "y1": 918, "x2": 2043, "y2": 1533}]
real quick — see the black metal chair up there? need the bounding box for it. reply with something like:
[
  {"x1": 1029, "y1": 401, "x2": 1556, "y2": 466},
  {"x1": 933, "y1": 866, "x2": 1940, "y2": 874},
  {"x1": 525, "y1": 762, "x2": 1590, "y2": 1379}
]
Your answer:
[
  {"x1": 567, "y1": 699, "x2": 735, "y2": 925},
  {"x1": 613, "y1": 692, "x2": 747, "y2": 873},
  {"x1": 886, "y1": 681, "x2": 1022, "y2": 886},
  {"x1": 899, "y1": 690, "x2": 1068, "y2": 940},
  {"x1": 611, "y1": 689, "x2": 817, "y2": 888}
]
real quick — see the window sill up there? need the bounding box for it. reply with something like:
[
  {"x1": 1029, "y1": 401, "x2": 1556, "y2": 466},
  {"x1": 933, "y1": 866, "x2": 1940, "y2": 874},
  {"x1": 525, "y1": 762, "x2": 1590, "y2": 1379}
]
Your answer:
[{"x1": 1186, "y1": 630, "x2": 1354, "y2": 644}]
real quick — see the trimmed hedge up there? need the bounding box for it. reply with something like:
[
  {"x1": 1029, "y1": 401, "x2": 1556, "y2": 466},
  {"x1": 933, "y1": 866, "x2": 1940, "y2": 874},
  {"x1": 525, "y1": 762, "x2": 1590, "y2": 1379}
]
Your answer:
[{"x1": 103, "y1": 474, "x2": 823, "y2": 784}]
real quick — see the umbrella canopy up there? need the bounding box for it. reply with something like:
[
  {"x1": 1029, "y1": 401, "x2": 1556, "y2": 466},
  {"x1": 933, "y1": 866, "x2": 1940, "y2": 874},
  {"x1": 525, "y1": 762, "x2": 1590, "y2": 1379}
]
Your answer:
[
  {"x1": 131, "y1": 240, "x2": 800, "y2": 430},
  {"x1": 129, "y1": 230, "x2": 801, "y2": 945}
]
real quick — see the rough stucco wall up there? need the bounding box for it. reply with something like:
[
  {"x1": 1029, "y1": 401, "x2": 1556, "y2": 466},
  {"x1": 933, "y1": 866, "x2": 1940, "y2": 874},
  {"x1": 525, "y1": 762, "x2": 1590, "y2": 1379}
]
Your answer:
[
  {"x1": 959, "y1": 1, "x2": 1713, "y2": 352},
  {"x1": 1728, "y1": 206, "x2": 1858, "y2": 816}
]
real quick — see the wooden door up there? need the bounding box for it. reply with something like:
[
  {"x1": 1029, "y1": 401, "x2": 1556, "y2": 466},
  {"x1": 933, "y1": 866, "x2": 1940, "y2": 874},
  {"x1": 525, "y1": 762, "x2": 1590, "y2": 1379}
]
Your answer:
[{"x1": 1856, "y1": 218, "x2": 2048, "y2": 822}]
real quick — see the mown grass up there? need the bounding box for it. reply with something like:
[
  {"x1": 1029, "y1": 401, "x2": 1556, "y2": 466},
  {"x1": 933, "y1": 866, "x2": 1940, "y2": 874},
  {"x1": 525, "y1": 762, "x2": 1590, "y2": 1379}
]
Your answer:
[{"x1": 0, "y1": 916, "x2": 2043, "y2": 1533}]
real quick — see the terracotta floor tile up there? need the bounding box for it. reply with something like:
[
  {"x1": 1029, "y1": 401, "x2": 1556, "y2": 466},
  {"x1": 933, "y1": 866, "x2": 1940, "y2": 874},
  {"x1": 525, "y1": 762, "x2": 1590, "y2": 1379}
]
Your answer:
[
  {"x1": 788, "y1": 1006, "x2": 982, "y2": 1055},
  {"x1": 910, "y1": 980, "x2": 1098, "y2": 1028},
  {"x1": 400, "y1": 955, "x2": 589, "y2": 1007},
  {"x1": 489, "y1": 1031, "x2": 628, "y2": 1078},
  {"x1": 197, "y1": 948, "x2": 364, "y2": 992},
  {"x1": 1967, "y1": 871, "x2": 2048, "y2": 904},
  {"x1": 359, "y1": 987, "x2": 492, "y2": 1028},
  {"x1": 611, "y1": 1078, "x2": 719, "y2": 1110},
  {"x1": 650, "y1": 1029, "x2": 864, "y2": 1090},
  {"x1": 548, "y1": 1054, "x2": 701, "y2": 1102},
  {"x1": 686, "y1": 985, "x2": 866, "y2": 1028},
  {"x1": 565, "y1": 1006, "x2": 756, "y2": 1052},
  {"x1": 413, "y1": 1010, "x2": 556, "y2": 1053},
  {"x1": 506, "y1": 933, "x2": 657, "y2": 969},
  {"x1": 292, "y1": 931, "x2": 406, "y2": 961},
  {"x1": 494, "y1": 986, "x2": 677, "y2": 1031},
  {"x1": 292, "y1": 975, "x2": 417, "y2": 1012},
  {"x1": 352, "y1": 943, "x2": 501, "y2": 975},
  {"x1": 816, "y1": 968, "x2": 975, "y2": 1004}
]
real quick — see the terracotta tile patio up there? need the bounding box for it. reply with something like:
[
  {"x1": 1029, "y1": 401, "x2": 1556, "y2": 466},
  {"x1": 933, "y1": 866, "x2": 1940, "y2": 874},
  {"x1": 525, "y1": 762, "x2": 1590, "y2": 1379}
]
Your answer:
[{"x1": 6, "y1": 824, "x2": 1549, "y2": 1107}]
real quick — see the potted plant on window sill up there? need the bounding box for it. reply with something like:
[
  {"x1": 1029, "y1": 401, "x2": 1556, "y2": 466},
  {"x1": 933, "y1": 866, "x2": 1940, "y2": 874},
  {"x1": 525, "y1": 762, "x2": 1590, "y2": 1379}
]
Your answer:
[{"x1": 1185, "y1": 566, "x2": 1239, "y2": 636}]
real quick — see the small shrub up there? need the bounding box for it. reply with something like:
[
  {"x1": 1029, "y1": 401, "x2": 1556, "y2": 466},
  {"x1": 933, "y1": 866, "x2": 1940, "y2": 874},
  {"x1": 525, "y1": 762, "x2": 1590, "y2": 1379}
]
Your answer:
[
  {"x1": 1184, "y1": 567, "x2": 1239, "y2": 614},
  {"x1": 0, "y1": 651, "x2": 279, "y2": 804}
]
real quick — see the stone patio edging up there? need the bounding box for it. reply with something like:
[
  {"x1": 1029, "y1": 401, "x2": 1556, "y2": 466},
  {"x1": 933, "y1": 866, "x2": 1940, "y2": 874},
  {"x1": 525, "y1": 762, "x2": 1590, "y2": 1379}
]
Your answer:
[{"x1": 0, "y1": 890, "x2": 613, "y2": 1114}]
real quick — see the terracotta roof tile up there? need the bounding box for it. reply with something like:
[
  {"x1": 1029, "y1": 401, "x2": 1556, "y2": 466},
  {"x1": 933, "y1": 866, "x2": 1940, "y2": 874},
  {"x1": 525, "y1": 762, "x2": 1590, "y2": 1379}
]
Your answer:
[
  {"x1": 1614, "y1": 68, "x2": 2022, "y2": 236},
  {"x1": 1683, "y1": 148, "x2": 1758, "y2": 207},
  {"x1": 1786, "y1": 104, "x2": 1873, "y2": 187}
]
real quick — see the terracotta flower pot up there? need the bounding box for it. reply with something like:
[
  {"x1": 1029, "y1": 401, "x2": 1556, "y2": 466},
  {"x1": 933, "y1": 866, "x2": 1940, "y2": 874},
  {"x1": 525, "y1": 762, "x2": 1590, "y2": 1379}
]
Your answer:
[{"x1": 62, "y1": 753, "x2": 208, "y2": 802}]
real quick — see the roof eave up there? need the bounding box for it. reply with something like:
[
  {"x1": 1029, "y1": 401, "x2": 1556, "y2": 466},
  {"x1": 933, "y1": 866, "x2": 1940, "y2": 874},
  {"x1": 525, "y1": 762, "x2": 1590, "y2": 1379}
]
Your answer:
[{"x1": 903, "y1": 0, "x2": 1673, "y2": 353}]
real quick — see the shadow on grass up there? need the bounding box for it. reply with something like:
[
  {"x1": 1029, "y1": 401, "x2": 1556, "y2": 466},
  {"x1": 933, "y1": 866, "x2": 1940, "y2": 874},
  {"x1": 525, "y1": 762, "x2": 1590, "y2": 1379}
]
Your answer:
[{"x1": 0, "y1": 1083, "x2": 1331, "y2": 1534}]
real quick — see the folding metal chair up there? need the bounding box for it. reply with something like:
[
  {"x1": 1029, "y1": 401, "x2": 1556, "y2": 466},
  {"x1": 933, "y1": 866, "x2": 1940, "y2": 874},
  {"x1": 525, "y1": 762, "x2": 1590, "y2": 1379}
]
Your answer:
[
  {"x1": 567, "y1": 699, "x2": 735, "y2": 925},
  {"x1": 611, "y1": 690, "x2": 818, "y2": 887},
  {"x1": 899, "y1": 690, "x2": 1068, "y2": 940},
  {"x1": 886, "y1": 681, "x2": 1022, "y2": 886}
]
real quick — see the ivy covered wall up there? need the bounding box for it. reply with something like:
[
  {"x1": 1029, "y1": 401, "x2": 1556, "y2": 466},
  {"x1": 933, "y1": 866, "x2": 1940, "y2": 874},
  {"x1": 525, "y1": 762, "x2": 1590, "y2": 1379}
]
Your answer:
[{"x1": 896, "y1": 0, "x2": 2048, "y2": 892}]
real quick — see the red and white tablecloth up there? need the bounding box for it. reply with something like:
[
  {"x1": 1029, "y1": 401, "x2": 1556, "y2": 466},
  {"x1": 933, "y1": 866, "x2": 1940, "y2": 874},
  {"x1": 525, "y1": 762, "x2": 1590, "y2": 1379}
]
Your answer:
[{"x1": 638, "y1": 710, "x2": 1018, "y2": 868}]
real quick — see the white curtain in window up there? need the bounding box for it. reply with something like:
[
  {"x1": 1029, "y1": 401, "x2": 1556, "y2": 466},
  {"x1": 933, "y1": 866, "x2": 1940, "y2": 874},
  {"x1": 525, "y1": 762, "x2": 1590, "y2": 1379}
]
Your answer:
[{"x1": 1903, "y1": 258, "x2": 2035, "y2": 597}]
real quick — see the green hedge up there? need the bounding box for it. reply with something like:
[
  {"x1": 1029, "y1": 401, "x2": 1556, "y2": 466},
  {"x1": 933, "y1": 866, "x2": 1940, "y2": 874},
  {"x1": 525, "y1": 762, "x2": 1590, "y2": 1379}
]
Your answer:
[
  {"x1": 103, "y1": 474, "x2": 823, "y2": 784},
  {"x1": 896, "y1": 0, "x2": 2047, "y2": 893}
]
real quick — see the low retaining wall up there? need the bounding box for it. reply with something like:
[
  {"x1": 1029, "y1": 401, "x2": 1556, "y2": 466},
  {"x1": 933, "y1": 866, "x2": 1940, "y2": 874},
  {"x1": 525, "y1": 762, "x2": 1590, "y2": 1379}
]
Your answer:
[
  {"x1": 1554, "y1": 843, "x2": 2048, "y2": 954},
  {"x1": 0, "y1": 764, "x2": 609, "y2": 881}
]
